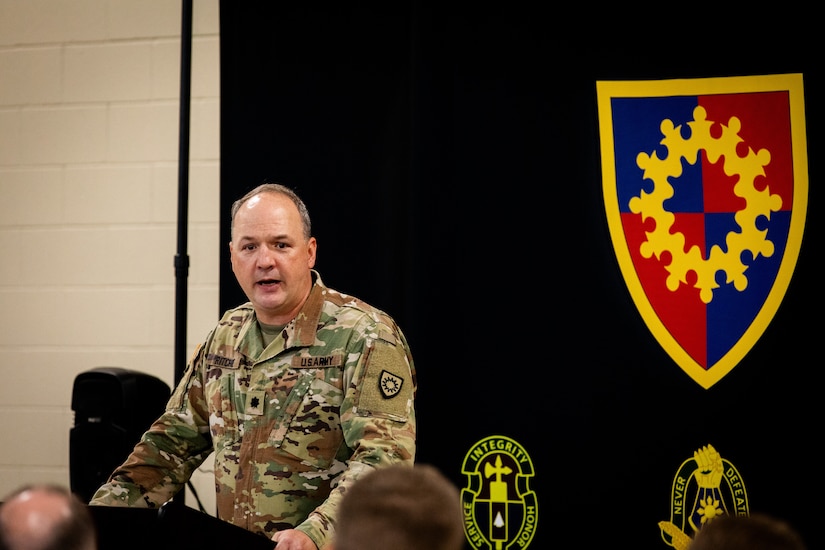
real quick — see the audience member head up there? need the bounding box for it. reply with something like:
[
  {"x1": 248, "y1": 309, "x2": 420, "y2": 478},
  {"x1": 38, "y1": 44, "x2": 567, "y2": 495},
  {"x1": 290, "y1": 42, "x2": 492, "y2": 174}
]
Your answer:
[
  {"x1": 688, "y1": 513, "x2": 806, "y2": 550},
  {"x1": 333, "y1": 463, "x2": 464, "y2": 550},
  {"x1": 0, "y1": 484, "x2": 97, "y2": 550}
]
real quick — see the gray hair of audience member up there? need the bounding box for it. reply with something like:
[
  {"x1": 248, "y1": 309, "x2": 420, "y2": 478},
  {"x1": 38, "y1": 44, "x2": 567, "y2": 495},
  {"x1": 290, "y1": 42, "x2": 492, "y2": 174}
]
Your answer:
[
  {"x1": 688, "y1": 513, "x2": 807, "y2": 550},
  {"x1": 0, "y1": 484, "x2": 97, "y2": 550},
  {"x1": 333, "y1": 463, "x2": 465, "y2": 550}
]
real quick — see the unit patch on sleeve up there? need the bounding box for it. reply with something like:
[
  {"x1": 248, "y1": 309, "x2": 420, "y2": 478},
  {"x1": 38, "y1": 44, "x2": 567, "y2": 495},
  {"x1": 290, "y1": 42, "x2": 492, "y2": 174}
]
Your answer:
[{"x1": 356, "y1": 341, "x2": 412, "y2": 420}]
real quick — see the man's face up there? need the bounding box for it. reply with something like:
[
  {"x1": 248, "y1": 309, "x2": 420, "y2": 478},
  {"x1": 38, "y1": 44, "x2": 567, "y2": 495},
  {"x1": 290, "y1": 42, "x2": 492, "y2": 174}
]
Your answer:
[{"x1": 229, "y1": 192, "x2": 316, "y2": 325}]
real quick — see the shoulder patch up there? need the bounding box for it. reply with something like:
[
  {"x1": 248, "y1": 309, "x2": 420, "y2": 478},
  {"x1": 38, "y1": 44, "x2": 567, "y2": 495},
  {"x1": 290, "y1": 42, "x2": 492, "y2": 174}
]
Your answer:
[
  {"x1": 357, "y1": 340, "x2": 413, "y2": 420},
  {"x1": 378, "y1": 370, "x2": 403, "y2": 398}
]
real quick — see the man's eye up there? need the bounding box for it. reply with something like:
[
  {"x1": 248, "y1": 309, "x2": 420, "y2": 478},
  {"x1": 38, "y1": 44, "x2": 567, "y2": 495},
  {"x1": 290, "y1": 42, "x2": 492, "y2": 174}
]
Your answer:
[
  {"x1": 276, "y1": 243, "x2": 287, "y2": 249},
  {"x1": 243, "y1": 244, "x2": 256, "y2": 251}
]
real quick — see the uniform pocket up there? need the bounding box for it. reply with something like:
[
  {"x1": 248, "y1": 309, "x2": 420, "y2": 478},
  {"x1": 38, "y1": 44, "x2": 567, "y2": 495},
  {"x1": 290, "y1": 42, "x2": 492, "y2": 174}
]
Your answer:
[
  {"x1": 270, "y1": 372, "x2": 344, "y2": 471},
  {"x1": 208, "y1": 373, "x2": 240, "y2": 454}
]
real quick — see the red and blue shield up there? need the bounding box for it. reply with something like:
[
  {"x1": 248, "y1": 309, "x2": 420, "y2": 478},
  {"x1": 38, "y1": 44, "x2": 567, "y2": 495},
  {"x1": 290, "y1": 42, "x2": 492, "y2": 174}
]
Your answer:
[{"x1": 597, "y1": 74, "x2": 808, "y2": 388}]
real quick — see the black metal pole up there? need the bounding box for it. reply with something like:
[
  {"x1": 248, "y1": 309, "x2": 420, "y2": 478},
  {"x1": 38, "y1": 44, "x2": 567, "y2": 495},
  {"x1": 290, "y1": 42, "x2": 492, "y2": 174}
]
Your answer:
[
  {"x1": 172, "y1": 0, "x2": 193, "y2": 507},
  {"x1": 174, "y1": 0, "x2": 192, "y2": 388}
]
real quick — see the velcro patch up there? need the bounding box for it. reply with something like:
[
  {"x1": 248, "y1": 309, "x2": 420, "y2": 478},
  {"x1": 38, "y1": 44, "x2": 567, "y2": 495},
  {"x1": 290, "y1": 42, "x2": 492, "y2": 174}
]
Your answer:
[{"x1": 357, "y1": 341, "x2": 412, "y2": 420}]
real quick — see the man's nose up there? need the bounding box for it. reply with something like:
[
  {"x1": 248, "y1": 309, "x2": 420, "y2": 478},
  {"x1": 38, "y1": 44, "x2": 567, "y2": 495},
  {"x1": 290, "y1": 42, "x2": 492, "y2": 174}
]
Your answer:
[{"x1": 256, "y1": 247, "x2": 275, "y2": 268}]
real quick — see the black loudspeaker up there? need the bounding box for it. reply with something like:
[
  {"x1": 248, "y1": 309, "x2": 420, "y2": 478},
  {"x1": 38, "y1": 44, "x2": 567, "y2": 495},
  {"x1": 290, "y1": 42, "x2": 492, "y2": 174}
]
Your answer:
[{"x1": 70, "y1": 367, "x2": 171, "y2": 503}]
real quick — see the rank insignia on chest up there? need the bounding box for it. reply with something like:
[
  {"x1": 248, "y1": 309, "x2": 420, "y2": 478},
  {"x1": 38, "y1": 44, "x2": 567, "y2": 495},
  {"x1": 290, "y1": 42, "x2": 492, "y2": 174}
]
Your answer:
[{"x1": 246, "y1": 390, "x2": 265, "y2": 415}]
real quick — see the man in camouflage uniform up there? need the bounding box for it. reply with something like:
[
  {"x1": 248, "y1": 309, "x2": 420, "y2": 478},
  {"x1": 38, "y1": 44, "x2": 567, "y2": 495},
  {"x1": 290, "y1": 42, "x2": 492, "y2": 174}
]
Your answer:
[{"x1": 89, "y1": 183, "x2": 417, "y2": 550}]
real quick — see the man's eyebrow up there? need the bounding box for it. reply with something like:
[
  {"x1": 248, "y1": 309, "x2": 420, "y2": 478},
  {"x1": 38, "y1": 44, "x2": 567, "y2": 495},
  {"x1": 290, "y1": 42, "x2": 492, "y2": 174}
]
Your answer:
[{"x1": 237, "y1": 233, "x2": 292, "y2": 243}]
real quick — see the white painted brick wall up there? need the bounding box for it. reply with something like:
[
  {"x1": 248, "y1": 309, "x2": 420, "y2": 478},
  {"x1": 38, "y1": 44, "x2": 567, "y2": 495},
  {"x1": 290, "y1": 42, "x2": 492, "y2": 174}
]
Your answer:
[{"x1": 0, "y1": 0, "x2": 221, "y2": 513}]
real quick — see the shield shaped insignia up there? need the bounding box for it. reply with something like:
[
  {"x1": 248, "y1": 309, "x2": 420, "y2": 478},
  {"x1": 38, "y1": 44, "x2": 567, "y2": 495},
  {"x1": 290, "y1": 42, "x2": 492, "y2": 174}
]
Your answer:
[
  {"x1": 461, "y1": 435, "x2": 537, "y2": 549},
  {"x1": 596, "y1": 74, "x2": 808, "y2": 389}
]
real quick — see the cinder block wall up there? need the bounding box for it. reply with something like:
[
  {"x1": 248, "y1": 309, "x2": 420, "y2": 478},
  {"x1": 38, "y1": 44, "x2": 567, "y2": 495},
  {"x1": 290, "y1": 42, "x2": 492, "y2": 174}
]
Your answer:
[{"x1": 0, "y1": 0, "x2": 221, "y2": 513}]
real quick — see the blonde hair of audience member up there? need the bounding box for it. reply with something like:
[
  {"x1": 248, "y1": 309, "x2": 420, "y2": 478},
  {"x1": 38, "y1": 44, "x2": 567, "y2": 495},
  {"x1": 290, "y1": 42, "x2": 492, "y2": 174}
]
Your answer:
[
  {"x1": 331, "y1": 463, "x2": 464, "y2": 550},
  {"x1": 688, "y1": 513, "x2": 806, "y2": 550},
  {"x1": 0, "y1": 484, "x2": 97, "y2": 550}
]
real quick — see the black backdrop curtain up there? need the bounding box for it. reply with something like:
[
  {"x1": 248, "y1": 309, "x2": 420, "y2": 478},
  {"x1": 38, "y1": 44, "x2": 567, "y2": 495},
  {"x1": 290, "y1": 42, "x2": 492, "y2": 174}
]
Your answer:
[{"x1": 218, "y1": 4, "x2": 820, "y2": 548}]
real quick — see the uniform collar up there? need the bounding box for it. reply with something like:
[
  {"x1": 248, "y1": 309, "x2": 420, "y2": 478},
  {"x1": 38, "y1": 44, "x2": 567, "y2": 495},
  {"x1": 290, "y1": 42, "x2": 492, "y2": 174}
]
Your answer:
[
  {"x1": 291, "y1": 270, "x2": 326, "y2": 347},
  {"x1": 236, "y1": 270, "x2": 328, "y2": 361}
]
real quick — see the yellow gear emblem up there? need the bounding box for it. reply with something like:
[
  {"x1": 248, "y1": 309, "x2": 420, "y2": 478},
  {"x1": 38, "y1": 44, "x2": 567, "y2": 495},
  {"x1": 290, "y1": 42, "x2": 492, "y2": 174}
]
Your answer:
[{"x1": 630, "y1": 105, "x2": 783, "y2": 304}]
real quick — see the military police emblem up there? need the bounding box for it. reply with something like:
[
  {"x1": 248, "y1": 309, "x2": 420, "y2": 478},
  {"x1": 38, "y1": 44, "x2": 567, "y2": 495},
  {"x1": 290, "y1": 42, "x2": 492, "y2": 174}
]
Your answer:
[
  {"x1": 461, "y1": 435, "x2": 537, "y2": 549},
  {"x1": 658, "y1": 444, "x2": 749, "y2": 549},
  {"x1": 596, "y1": 74, "x2": 809, "y2": 389}
]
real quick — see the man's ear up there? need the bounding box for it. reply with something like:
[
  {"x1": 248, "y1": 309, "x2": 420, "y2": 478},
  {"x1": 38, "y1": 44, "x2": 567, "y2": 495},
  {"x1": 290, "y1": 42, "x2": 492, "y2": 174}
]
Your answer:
[{"x1": 307, "y1": 236, "x2": 317, "y2": 268}]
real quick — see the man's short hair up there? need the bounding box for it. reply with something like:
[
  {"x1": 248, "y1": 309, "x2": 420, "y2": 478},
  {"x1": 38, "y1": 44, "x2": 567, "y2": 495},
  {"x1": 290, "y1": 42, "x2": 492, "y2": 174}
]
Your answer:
[
  {"x1": 688, "y1": 513, "x2": 807, "y2": 550},
  {"x1": 335, "y1": 464, "x2": 464, "y2": 550},
  {"x1": 0, "y1": 484, "x2": 97, "y2": 550}
]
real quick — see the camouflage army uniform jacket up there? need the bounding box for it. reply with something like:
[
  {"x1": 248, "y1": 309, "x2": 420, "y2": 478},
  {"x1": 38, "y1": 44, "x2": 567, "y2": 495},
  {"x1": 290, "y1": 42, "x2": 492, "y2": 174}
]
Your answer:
[{"x1": 89, "y1": 271, "x2": 417, "y2": 548}]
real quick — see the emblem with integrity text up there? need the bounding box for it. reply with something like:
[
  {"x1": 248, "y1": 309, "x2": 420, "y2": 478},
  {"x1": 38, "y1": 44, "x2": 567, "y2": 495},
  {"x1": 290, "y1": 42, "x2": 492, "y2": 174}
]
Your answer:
[{"x1": 461, "y1": 435, "x2": 537, "y2": 549}]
